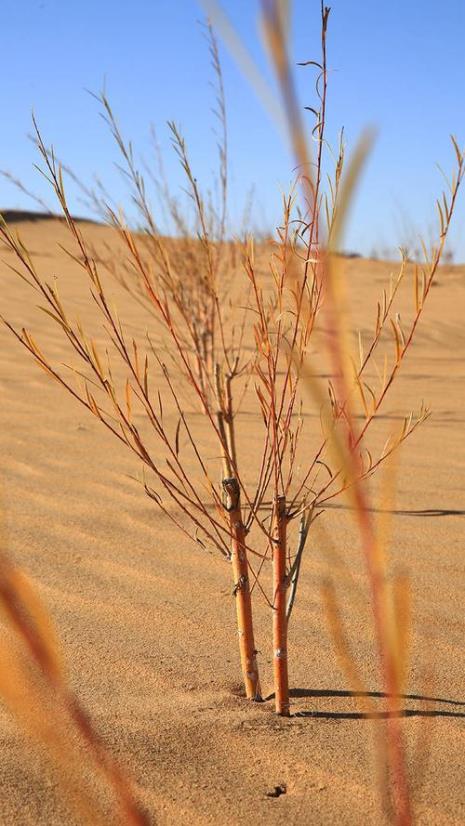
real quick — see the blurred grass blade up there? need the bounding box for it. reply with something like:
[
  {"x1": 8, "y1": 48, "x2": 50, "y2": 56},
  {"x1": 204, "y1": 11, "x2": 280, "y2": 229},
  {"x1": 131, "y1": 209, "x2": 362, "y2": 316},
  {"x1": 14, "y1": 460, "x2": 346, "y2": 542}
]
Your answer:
[{"x1": 198, "y1": 0, "x2": 287, "y2": 137}]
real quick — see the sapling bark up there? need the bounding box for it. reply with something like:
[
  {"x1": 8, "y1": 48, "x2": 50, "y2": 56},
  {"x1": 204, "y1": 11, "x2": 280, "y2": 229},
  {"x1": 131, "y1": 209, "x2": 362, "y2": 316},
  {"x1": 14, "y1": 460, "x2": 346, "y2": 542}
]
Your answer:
[
  {"x1": 271, "y1": 495, "x2": 289, "y2": 716},
  {"x1": 223, "y1": 477, "x2": 261, "y2": 701}
]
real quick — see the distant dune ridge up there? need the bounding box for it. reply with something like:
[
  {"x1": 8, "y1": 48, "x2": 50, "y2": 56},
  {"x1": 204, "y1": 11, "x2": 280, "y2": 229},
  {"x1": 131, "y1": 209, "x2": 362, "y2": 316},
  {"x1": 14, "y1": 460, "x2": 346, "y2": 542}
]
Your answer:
[
  {"x1": 0, "y1": 210, "x2": 367, "y2": 261},
  {"x1": 0, "y1": 208, "x2": 99, "y2": 225}
]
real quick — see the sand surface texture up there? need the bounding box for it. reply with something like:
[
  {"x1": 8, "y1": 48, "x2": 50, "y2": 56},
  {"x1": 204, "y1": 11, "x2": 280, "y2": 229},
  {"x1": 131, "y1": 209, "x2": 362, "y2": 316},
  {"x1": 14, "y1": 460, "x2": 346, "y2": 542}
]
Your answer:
[{"x1": 0, "y1": 220, "x2": 464, "y2": 824}]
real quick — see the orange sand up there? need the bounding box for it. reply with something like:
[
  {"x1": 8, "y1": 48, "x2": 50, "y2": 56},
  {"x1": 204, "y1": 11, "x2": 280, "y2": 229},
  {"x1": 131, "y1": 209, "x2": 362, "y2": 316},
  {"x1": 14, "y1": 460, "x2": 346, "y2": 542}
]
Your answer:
[{"x1": 0, "y1": 220, "x2": 464, "y2": 824}]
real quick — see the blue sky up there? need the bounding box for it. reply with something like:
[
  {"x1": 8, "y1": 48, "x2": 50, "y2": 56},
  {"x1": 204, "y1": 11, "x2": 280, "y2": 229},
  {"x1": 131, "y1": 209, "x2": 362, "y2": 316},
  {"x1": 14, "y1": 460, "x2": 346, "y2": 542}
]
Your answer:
[{"x1": 1, "y1": 0, "x2": 464, "y2": 258}]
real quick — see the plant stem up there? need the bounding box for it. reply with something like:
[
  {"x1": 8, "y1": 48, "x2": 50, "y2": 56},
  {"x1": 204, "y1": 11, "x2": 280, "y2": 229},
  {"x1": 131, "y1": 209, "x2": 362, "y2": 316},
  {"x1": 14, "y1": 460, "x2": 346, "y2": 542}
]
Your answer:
[
  {"x1": 271, "y1": 495, "x2": 290, "y2": 715},
  {"x1": 222, "y1": 477, "x2": 261, "y2": 701},
  {"x1": 286, "y1": 511, "x2": 311, "y2": 623}
]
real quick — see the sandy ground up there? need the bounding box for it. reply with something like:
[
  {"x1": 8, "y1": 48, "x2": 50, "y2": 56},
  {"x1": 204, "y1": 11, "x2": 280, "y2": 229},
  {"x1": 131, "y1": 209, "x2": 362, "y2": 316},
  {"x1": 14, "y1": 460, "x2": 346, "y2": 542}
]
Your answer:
[{"x1": 0, "y1": 219, "x2": 464, "y2": 825}]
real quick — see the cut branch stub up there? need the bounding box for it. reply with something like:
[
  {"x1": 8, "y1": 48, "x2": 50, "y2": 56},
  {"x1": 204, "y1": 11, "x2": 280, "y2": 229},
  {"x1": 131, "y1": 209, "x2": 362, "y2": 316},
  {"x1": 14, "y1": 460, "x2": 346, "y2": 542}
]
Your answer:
[
  {"x1": 271, "y1": 495, "x2": 290, "y2": 716},
  {"x1": 222, "y1": 477, "x2": 261, "y2": 701}
]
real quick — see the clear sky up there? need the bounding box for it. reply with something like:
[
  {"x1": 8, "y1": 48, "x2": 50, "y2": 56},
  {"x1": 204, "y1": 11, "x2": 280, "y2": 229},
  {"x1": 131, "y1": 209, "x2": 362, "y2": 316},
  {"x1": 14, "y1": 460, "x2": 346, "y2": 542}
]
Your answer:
[{"x1": 1, "y1": 1, "x2": 464, "y2": 259}]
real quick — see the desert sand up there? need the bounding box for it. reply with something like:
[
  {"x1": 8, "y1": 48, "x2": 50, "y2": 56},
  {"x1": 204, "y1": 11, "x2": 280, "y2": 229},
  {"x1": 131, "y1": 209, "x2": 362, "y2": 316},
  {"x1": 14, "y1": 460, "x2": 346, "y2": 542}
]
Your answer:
[{"x1": 0, "y1": 218, "x2": 464, "y2": 824}]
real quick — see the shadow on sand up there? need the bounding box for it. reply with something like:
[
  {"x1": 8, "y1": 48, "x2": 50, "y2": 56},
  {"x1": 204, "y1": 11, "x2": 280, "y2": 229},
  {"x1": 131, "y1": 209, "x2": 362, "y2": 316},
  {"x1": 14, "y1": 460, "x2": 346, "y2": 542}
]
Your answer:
[
  {"x1": 323, "y1": 503, "x2": 465, "y2": 518},
  {"x1": 264, "y1": 688, "x2": 465, "y2": 719}
]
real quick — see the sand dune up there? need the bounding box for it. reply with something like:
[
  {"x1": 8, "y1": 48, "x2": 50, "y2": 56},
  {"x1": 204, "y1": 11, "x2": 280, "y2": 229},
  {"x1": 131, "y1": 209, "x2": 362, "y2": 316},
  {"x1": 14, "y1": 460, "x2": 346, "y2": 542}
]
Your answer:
[{"x1": 0, "y1": 220, "x2": 464, "y2": 824}]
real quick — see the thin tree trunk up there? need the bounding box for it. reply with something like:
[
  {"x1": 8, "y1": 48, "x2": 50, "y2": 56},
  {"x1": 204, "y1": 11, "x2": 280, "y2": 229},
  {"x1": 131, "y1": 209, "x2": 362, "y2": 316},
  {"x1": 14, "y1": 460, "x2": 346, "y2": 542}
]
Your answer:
[
  {"x1": 222, "y1": 477, "x2": 261, "y2": 701},
  {"x1": 272, "y1": 495, "x2": 290, "y2": 715}
]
